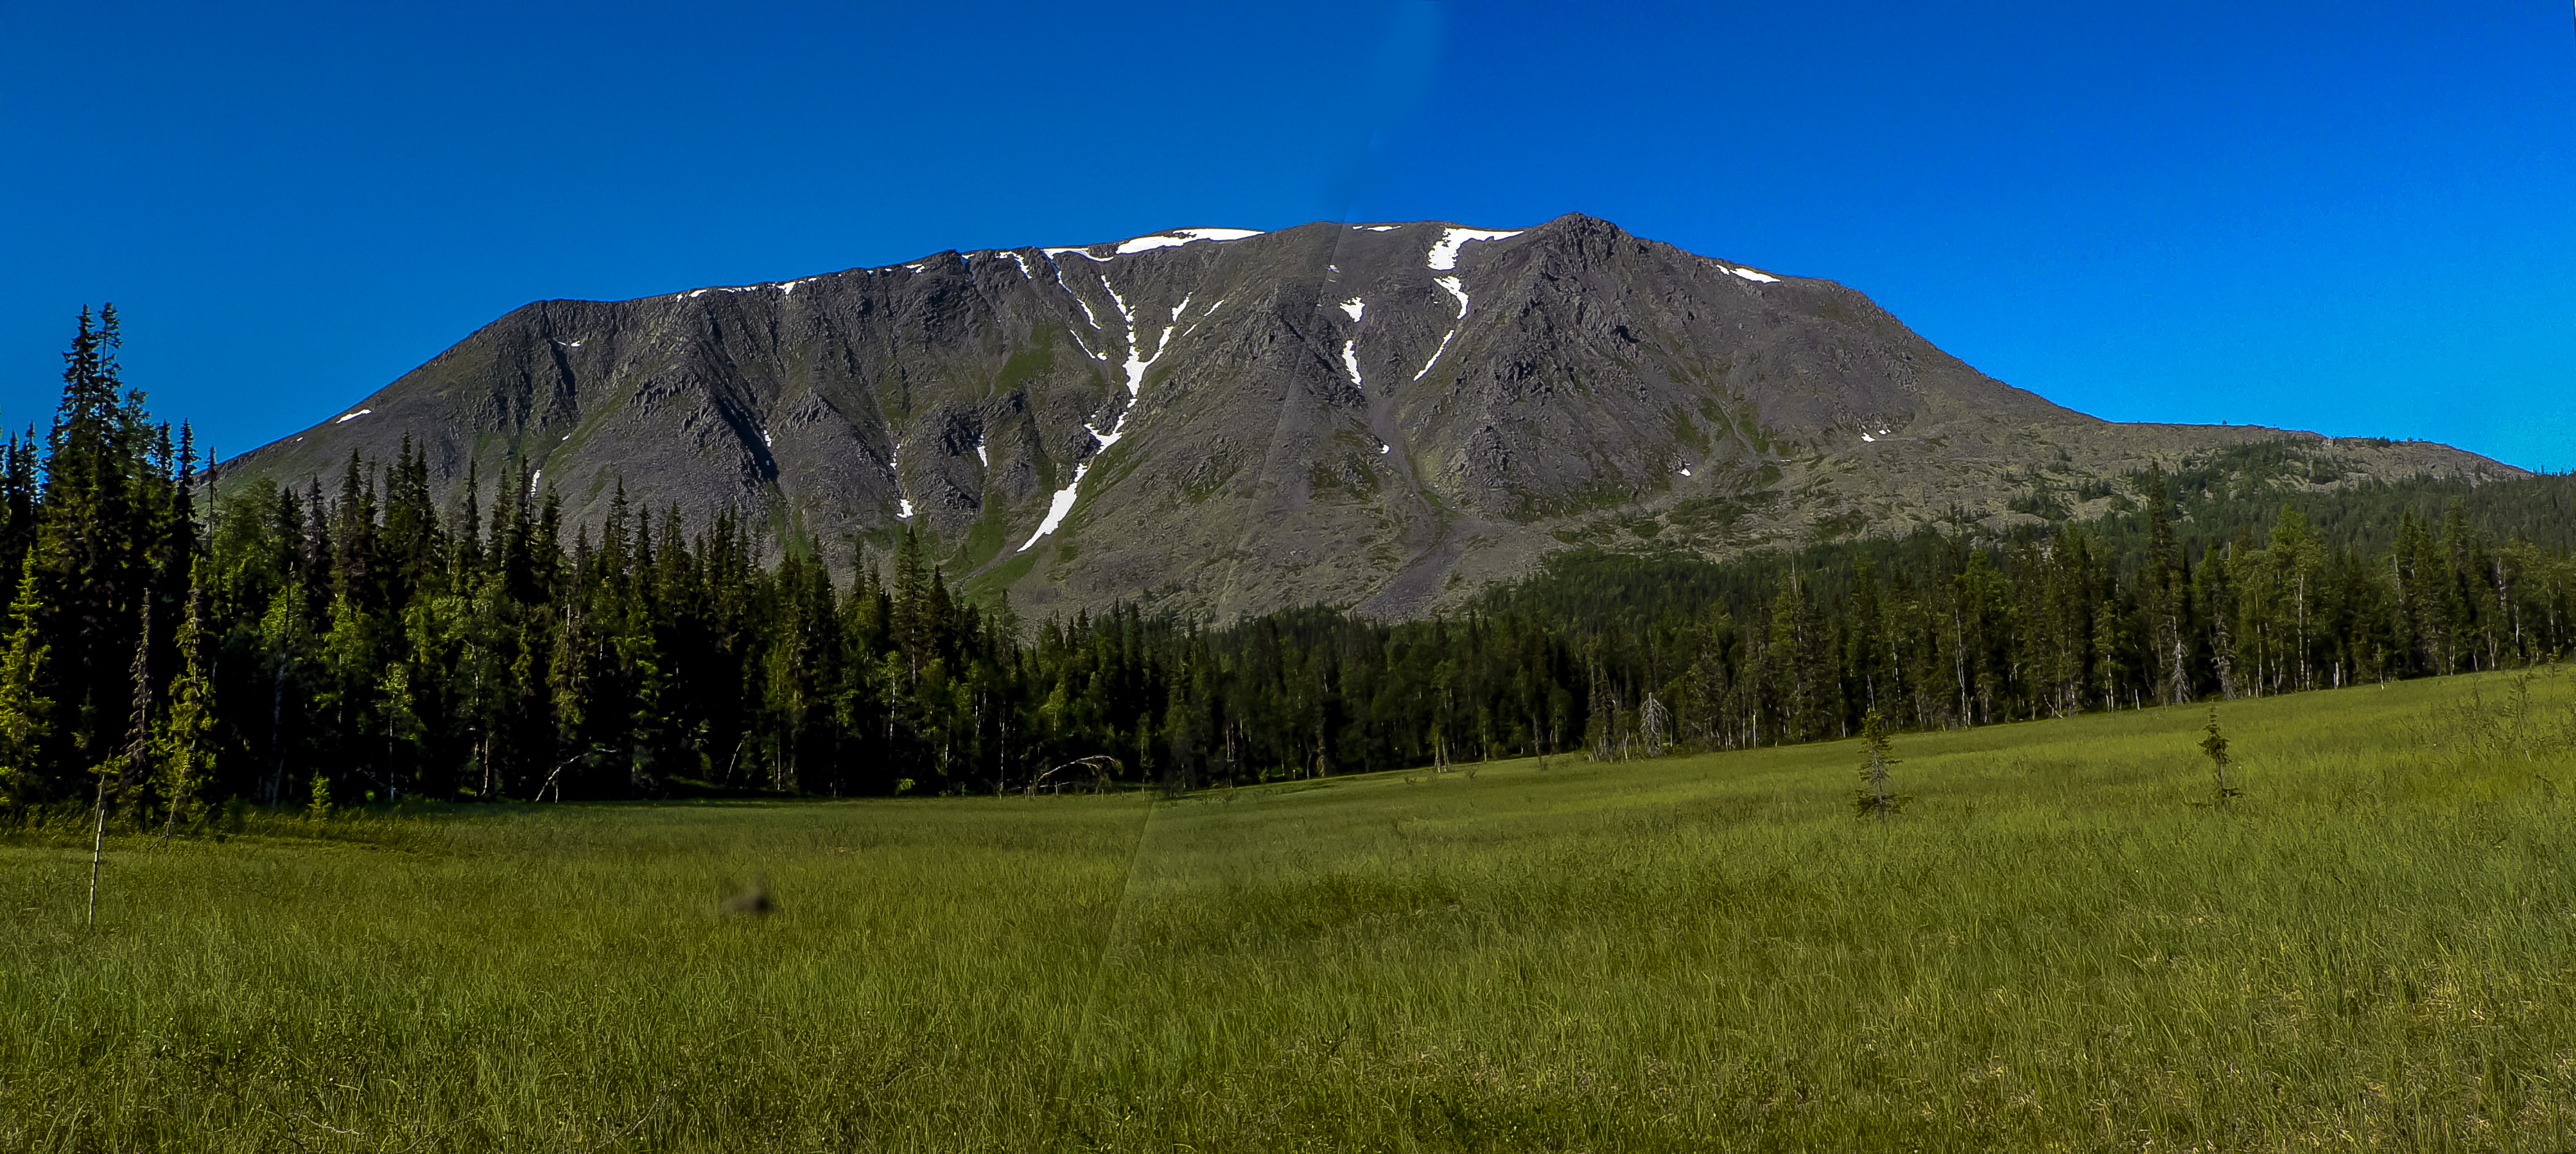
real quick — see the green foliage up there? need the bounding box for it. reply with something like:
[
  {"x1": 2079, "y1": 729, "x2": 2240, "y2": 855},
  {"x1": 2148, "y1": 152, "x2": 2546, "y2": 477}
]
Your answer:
[
  {"x1": 2199, "y1": 706, "x2": 2240, "y2": 806},
  {"x1": 1852, "y1": 709, "x2": 1906, "y2": 819},
  {"x1": 5, "y1": 305, "x2": 2576, "y2": 815},
  {"x1": 150, "y1": 565, "x2": 213, "y2": 832},
  {"x1": 0, "y1": 557, "x2": 51, "y2": 807},
  {"x1": 2423, "y1": 665, "x2": 2576, "y2": 764}
]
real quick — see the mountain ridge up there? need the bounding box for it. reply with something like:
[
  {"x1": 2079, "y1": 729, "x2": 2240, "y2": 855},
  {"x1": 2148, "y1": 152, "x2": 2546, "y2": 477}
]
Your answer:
[{"x1": 220, "y1": 214, "x2": 2521, "y2": 621}]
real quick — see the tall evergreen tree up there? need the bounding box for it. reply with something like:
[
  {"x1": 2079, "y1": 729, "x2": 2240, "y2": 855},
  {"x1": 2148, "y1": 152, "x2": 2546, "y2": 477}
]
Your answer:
[{"x1": 0, "y1": 555, "x2": 53, "y2": 805}]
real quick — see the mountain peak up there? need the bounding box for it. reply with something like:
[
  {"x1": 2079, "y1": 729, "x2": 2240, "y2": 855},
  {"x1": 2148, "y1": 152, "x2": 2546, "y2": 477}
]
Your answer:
[{"x1": 222, "y1": 216, "x2": 2518, "y2": 622}]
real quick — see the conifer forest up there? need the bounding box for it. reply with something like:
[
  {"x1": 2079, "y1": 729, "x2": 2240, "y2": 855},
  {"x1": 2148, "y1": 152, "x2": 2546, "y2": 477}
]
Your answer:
[{"x1": 4, "y1": 308, "x2": 2572, "y2": 817}]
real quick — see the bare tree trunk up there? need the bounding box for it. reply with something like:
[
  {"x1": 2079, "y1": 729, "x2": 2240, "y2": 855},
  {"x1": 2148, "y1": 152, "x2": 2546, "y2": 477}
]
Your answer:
[
  {"x1": 2167, "y1": 625, "x2": 2190, "y2": 706},
  {"x1": 87, "y1": 774, "x2": 106, "y2": 926},
  {"x1": 267, "y1": 659, "x2": 289, "y2": 805}
]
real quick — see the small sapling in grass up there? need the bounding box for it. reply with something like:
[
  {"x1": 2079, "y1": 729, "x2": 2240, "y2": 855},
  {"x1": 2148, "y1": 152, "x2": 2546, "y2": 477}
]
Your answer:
[
  {"x1": 1852, "y1": 711, "x2": 1908, "y2": 821},
  {"x1": 2199, "y1": 707, "x2": 2241, "y2": 807},
  {"x1": 2424, "y1": 665, "x2": 2575, "y2": 765},
  {"x1": 306, "y1": 774, "x2": 334, "y2": 823}
]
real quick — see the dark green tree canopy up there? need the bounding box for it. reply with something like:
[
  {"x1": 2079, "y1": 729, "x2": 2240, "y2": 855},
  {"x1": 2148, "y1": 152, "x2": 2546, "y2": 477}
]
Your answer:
[{"x1": 6, "y1": 308, "x2": 2575, "y2": 813}]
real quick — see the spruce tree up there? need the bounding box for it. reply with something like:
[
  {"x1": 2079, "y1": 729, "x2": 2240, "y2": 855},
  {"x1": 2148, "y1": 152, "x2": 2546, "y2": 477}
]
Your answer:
[
  {"x1": 155, "y1": 561, "x2": 213, "y2": 833},
  {"x1": 119, "y1": 602, "x2": 154, "y2": 805},
  {"x1": 2199, "y1": 706, "x2": 2240, "y2": 807},
  {"x1": 39, "y1": 306, "x2": 160, "y2": 771},
  {"x1": 0, "y1": 555, "x2": 53, "y2": 805},
  {"x1": 891, "y1": 528, "x2": 928, "y2": 685},
  {"x1": 1853, "y1": 710, "x2": 1905, "y2": 820},
  {"x1": 2144, "y1": 464, "x2": 2189, "y2": 704}
]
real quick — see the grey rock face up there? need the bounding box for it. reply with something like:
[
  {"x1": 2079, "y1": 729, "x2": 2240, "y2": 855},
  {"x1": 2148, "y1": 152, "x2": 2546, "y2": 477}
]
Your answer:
[{"x1": 222, "y1": 214, "x2": 2519, "y2": 621}]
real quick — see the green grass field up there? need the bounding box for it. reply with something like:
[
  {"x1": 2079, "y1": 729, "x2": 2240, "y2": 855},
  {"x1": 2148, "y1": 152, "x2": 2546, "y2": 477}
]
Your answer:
[{"x1": 7, "y1": 669, "x2": 2576, "y2": 1151}]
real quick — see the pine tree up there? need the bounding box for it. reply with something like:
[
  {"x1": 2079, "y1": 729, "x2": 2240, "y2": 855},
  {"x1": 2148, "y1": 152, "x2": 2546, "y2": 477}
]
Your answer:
[
  {"x1": 1953, "y1": 550, "x2": 2011, "y2": 725},
  {"x1": 39, "y1": 306, "x2": 164, "y2": 771},
  {"x1": 119, "y1": 602, "x2": 154, "y2": 804},
  {"x1": 155, "y1": 562, "x2": 213, "y2": 833},
  {"x1": 2199, "y1": 706, "x2": 2240, "y2": 807},
  {"x1": 891, "y1": 528, "x2": 928, "y2": 685},
  {"x1": 3, "y1": 313, "x2": 2559, "y2": 805},
  {"x1": 1766, "y1": 576, "x2": 1829, "y2": 742},
  {"x1": 1847, "y1": 555, "x2": 1889, "y2": 719},
  {"x1": 2091, "y1": 587, "x2": 2125, "y2": 712},
  {"x1": 2206, "y1": 529, "x2": 2243, "y2": 699},
  {"x1": 0, "y1": 554, "x2": 53, "y2": 805},
  {"x1": 1853, "y1": 710, "x2": 1905, "y2": 820},
  {"x1": 2270, "y1": 509, "x2": 2324, "y2": 692}
]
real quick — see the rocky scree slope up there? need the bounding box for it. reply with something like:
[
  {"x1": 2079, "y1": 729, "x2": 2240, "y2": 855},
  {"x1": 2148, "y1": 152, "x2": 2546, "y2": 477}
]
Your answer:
[{"x1": 222, "y1": 214, "x2": 2519, "y2": 621}]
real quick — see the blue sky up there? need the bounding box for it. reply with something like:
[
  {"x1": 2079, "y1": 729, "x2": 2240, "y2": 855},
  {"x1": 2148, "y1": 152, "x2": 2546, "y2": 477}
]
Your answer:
[{"x1": 3, "y1": 1, "x2": 2569, "y2": 471}]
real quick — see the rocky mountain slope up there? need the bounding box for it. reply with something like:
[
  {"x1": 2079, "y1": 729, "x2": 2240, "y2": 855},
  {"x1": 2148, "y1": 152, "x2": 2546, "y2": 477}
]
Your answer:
[{"x1": 222, "y1": 214, "x2": 2520, "y2": 620}]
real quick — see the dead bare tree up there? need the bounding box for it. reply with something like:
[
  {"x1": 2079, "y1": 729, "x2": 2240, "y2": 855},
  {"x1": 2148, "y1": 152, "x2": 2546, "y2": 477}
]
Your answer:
[
  {"x1": 1639, "y1": 693, "x2": 1669, "y2": 758},
  {"x1": 1027, "y1": 754, "x2": 1121, "y2": 797}
]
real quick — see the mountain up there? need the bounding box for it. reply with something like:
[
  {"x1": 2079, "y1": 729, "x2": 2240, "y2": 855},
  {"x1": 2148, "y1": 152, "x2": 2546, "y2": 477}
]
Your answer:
[{"x1": 219, "y1": 214, "x2": 2520, "y2": 621}]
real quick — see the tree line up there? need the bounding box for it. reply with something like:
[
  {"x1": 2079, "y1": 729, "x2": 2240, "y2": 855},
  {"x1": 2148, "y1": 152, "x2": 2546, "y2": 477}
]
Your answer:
[{"x1": 3, "y1": 308, "x2": 2570, "y2": 820}]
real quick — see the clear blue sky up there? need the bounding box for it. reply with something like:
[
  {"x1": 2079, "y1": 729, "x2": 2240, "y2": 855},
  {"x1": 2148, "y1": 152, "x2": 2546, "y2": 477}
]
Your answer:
[{"x1": 4, "y1": 1, "x2": 2570, "y2": 471}]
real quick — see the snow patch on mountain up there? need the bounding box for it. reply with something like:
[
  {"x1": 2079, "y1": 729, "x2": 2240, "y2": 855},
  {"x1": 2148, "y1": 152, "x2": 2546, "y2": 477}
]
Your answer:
[
  {"x1": 1426, "y1": 227, "x2": 1522, "y2": 271},
  {"x1": 1113, "y1": 227, "x2": 1262, "y2": 254},
  {"x1": 1019, "y1": 264, "x2": 1193, "y2": 554},
  {"x1": 1183, "y1": 297, "x2": 1224, "y2": 337},
  {"x1": 1411, "y1": 331, "x2": 1456, "y2": 381},
  {"x1": 1410, "y1": 275, "x2": 1475, "y2": 381},
  {"x1": 1022, "y1": 464, "x2": 1089, "y2": 545},
  {"x1": 887, "y1": 444, "x2": 916, "y2": 519},
  {"x1": 1433, "y1": 275, "x2": 1468, "y2": 318},
  {"x1": 1339, "y1": 297, "x2": 1366, "y2": 322}
]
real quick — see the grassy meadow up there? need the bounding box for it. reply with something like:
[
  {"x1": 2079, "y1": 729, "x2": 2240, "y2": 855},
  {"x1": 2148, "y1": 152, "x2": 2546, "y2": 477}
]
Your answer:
[{"x1": 6, "y1": 669, "x2": 2576, "y2": 1151}]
